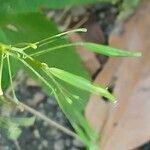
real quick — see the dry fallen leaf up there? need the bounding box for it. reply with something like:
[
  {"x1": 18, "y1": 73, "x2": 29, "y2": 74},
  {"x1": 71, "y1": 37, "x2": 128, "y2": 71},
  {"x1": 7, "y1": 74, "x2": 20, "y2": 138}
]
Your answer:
[
  {"x1": 85, "y1": 58, "x2": 121, "y2": 132},
  {"x1": 100, "y1": 0, "x2": 150, "y2": 149}
]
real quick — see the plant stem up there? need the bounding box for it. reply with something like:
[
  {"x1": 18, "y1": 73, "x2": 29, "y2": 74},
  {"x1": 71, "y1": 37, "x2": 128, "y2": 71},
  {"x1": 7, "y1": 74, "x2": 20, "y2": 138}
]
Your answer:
[
  {"x1": 0, "y1": 53, "x2": 4, "y2": 95},
  {"x1": 36, "y1": 28, "x2": 87, "y2": 46},
  {"x1": 30, "y1": 42, "x2": 83, "y2": 57},
  {"x1": 19, "y1": 102, "x2": 79, "y2": 139},
  {"x1": 0, "y1": 95, "x2": 79, "y2": 139},
  {"x1": 6, "y1": 54, "x2": 18, "y2": 103},
  {"x1": 13, "y1": 140, "x2": 21, "y2": 150}
]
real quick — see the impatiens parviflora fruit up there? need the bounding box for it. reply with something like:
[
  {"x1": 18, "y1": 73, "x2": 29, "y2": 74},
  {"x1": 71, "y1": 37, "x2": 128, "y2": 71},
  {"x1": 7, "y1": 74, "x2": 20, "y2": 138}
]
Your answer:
[{"x1": 46, "y1": 67, "x2": 116, "y2": 102}]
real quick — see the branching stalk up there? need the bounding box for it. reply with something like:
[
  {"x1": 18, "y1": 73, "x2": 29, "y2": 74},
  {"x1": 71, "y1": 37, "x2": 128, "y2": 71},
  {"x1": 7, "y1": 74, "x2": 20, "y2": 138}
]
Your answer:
[
  {"x1": 36, "y1": 28, "x2": 87, "y2": 46},
  {"x1": 30, "y1": 42, "x2": 83, "y2": 57},
  {"x1": 6, "y1": 54, "x2": 18, "y2": 103},
  {"x1": 11, "y1": 28, "x2": 87, "y2": 52}
]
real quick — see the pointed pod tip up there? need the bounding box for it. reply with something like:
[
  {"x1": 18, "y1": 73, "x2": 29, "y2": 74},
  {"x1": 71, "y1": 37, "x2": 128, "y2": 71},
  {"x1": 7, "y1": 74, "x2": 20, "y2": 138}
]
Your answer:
[
  {"x1": 108, "y1": 94, "x2": 117, "y2": 103},
  {"x1": 135, "y1": 52, "x2": 142, "y2": 57},
  {"x1": 127, "y1": 51, "x2": 142, "y2": 57},
  {"x1": 79, "y1": 28, "x2": 87, "y2": 32},
  {"x1": 0, "y1": 90, "x2": 3, "y2": 96},
  {"x1": 113, "y1": 99, "x2": 117, "y2": 104}
]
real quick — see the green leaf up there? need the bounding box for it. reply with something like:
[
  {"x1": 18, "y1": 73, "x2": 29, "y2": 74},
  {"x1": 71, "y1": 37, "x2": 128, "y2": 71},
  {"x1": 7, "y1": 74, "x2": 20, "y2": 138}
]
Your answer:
[
  {"x1": 117, "y1": 0, "x2": 140, "y2": 21},
  {"x1": 0, "y1": 116, "x2": 35, "y2": 140},
  {"x1": 0, "y1": 0, "x2": 140, "y2": 14},
  {"x1": 11, "y1": 117, "x2": 35, "y2": 127},
  {"x1": 40, "y1": 0, "x2": 109, "y2": 9},
  {"x1": 0, "y1": 117, "x2": 21, "y2": 140},
  {"x1": 0, "y1": 0, "x2": 110, "y2": 14},
  {"x1": 0, "y1": 57, "x2": 19, "y2": 91},
  {"x1": 82, "y1": 42, "x2": 142, "y2": 57},
  {"x1": 49, "y1": 67, "x2": 115, "y2": 102},
  {"x1": 0, "y1": 27, "x2": 9, "y2": 42}
]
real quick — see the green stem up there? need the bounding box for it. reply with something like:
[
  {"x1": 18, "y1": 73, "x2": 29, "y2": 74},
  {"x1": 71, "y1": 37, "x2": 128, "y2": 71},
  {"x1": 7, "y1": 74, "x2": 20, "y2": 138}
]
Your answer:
[
  {"x1": 11, "y1": 28, "x2": 87, "y2": 52},
  {"x1": 6, "y1": 54, "x2": 18, "y2": 103},
  {"x1": 0, "y1": 52, "x2": 4, "y2": 95},
  {"x1": 36, "y1": 28, "x2": 87, "y2": 46},
  {"x1": 30, "y1": 42, "x2": 83, "y2": 57}
]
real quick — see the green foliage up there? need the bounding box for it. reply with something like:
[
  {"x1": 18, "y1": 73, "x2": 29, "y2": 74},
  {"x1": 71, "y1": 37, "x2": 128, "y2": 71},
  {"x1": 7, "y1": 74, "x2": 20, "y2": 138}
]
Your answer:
[
  {"x1": 0, "y1": 117, "x2": 21, "y2": 140},
  {"x1": 0, "y1": 0, "x2": 140, "y2": 16},
  {"x1": 0, "y1": 24, "x2": 141, "y2": 148},
  {"x1": 0, "y1": 116, "x2": 35, "y2": 140},
  {"x1": 0, "y1": 0, "x2": 141, "y2": 149},
  {"x1": 0, "y1": 28, "x2": 8, "y2": 42},
  {"x1": 117, "y1": 0, "x2": 140, "y2": 21},
  {"x1": 0, "y1": 0, "x2": 104, "y2": 14}
]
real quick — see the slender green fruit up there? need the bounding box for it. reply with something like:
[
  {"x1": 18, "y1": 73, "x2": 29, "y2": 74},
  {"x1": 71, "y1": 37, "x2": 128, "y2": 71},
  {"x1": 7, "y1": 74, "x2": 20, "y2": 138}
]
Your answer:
[
  {"x1": 82, "y1": 42, "x2": 142, "y2": 57},
  {"x1": 49, "y1": 67, "x2": 116, "y2": 102}
]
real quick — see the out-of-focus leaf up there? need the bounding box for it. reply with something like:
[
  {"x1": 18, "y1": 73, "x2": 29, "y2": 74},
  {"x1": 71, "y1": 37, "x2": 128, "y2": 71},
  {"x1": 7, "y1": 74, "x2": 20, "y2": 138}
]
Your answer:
[
  {"x1": 0, "y1": 0, "x2": 141, "y2": 25},
  {"x1": 0, "y1": 27, "x2": 8, "y2": 43},
  {"x1": 117, "y1": 0, "x2": 141, "y2": 21},
  {"x1": 11, "y1": 117, "x2": 35, "y2": 127},
  {"x1": 0, "y1": 28, "x2": 19, "y2": 90},
  {"x1": 0, "y1": 116, "x2": 35, "y2": 140},
  {"x1": 0, "y1": 0, "x2": 141, "y2": 15},
  {"x1": 122, "y1": 0, "x2": 140, "y2": 8},
  {"x1": 0, "y1": 0, "x2": 110, "y2": 14},
  {"x1": 0, "y1": 117, "x2": 21, "y2": 140},
  {"x1": 82, "y1": 42, "x2": 142, "y2": 57},
  {"x1": 40, "y1": 0, "x2": 110, "y2": 9}
]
